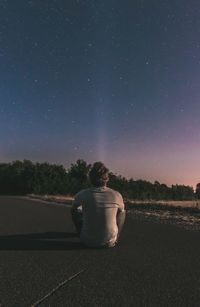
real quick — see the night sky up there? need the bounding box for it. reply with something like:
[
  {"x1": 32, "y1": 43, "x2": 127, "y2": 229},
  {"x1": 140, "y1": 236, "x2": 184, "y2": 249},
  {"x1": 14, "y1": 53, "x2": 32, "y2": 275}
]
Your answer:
[{"x1": 1, "y1": 0, "x2": 200, "y2": 187}]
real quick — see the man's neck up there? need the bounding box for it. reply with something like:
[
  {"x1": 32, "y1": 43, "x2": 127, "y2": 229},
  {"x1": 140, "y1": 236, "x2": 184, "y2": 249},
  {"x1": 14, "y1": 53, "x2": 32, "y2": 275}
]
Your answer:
[{"x1": 93, "y1": 185, "x2": 107, "y2": 188}]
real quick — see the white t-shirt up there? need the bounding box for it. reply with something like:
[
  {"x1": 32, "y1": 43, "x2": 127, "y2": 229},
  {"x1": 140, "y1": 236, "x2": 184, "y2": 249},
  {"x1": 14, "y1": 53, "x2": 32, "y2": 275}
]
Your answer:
[{"x1": 73, "y1": 186, "x2": 125, "y2": 247}]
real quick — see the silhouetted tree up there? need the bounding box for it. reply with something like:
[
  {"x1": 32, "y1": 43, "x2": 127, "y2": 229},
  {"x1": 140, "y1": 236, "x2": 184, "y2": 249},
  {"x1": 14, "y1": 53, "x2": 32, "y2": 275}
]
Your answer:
[
  {"x1": 196, "y1": 183, "x2": 200, "y2": 199},
  {"x1": 67, "y1": 159, "x2": 91, "y2": 194},
  {"x1": 171, "y1": 184, "x2": 194, "y2": 200},
  {"x1": 0, "y1": 159, "x2": 196, "y2": 200},
  {"x1": 32, "y1": 162, "x2": 67, "y2": 194}
]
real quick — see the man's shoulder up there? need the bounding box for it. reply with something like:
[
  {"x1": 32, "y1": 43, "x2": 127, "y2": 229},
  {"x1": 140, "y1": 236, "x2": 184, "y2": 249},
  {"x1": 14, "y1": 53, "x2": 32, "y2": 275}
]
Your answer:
[
  {"x1": 76, "y1": 187, "x2": 123, "y2": 199},
  {"x1": 105, "y1": 188, "x2": 124, "y2": 208},
  {"x1": 106, "y1": 187, "x2": 123, "y2": 198},
  {"x1": 75, "y1": 188, "x2": 92, "y2": 197}
]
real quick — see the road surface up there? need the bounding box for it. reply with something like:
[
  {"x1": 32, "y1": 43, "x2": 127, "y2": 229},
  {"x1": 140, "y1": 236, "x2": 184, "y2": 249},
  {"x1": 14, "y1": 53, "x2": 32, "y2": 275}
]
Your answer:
[{"x1": 0, "y1": 196, "x2": 200, "y2": 307}]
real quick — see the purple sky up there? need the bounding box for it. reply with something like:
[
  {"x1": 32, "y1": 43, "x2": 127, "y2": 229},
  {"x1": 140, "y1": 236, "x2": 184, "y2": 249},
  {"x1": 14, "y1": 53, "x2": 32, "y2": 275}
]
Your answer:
[{"x1": 0, "y1": 1, "x2": 200, "y2": 188}]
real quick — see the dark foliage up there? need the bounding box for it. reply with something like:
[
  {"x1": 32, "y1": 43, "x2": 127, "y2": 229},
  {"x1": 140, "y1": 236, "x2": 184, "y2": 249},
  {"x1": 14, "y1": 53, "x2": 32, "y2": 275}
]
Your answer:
[
  {"x1": 66, "y1": 159, "x2": 91, "y2": 194},
  {"x1": 108, "y1": 175, "x2": 195, "y2": 201},
  {"x1": 0, "y1": 159, "x2": 197, "y2": 200}
]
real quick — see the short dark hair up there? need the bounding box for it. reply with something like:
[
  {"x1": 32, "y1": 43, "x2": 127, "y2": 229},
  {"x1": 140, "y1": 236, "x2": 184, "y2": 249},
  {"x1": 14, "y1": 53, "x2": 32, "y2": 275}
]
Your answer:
[{"x1": 89, "y1": 162, "x2": 109, "y2": 187}]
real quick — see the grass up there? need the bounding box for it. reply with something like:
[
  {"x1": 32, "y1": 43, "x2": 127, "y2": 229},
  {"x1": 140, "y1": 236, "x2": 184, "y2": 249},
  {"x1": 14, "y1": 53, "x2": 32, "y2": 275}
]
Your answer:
[
  {"x1": 27, "y1": 194, "x2": 73, "y2": 205},
  {"x1": 126, "y1": 200, "x2": 200, "y2": 214},
  {"x1": 127, "y1": 199, "x2": 200, "y2": 208},
  {"x1": 28, "y1": 194, "x2": 200, "y2": 212}
]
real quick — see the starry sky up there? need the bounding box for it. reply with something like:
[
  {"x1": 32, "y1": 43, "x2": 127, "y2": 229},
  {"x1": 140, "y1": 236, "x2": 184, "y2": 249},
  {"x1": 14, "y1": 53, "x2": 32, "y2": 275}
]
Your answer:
[{"x1": 1, "y1": 0, "x2": 200, "y2": 188}]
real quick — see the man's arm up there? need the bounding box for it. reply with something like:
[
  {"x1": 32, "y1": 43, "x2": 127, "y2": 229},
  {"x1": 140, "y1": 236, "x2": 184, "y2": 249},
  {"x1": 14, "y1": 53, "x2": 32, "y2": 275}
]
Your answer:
[
  {"x1": 71, "y1": 192, "x2": 83, "y2": 234},
  {"x1": 117, "y1": 210, "x2": 126, "y2": 234},
  {"x1": 71, "y1": 192, "x2": 82, "y2": 215},
  {"x1": 116, "y1": 193, "x2": 126, "y2": 234}
]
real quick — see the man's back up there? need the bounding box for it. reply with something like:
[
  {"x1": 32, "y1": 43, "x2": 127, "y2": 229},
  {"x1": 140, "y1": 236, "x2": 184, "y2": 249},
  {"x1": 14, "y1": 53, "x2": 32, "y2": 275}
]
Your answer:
[{"x1": 74, "y1": 186, "x2": 125, "y2": 247}]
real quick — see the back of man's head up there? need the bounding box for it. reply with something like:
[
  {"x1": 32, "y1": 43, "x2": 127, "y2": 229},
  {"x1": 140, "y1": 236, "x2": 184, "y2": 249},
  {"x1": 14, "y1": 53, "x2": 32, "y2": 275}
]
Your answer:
[{"x1": 89, "y1": 162, "x2": 109, "y2": 187}]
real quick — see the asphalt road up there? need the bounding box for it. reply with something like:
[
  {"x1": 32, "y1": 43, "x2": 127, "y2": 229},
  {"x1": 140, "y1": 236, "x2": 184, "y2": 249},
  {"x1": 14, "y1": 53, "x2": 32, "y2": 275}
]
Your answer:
[{"x1": 0, "y1": 196, "x2": 200, "y2": 307}]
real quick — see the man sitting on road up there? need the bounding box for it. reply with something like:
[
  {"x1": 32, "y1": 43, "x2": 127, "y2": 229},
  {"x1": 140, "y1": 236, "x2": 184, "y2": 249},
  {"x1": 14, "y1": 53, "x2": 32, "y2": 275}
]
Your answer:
[{"x1": 71, "y1": 162, "x2": 126, "y2": 248}]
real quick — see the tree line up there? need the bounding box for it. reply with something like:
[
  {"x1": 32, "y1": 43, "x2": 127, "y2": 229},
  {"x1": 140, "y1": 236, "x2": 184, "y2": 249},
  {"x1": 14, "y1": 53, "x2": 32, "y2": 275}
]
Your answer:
[{"x1": 0, "y1": 159, "x2": 199, "y2": 200}]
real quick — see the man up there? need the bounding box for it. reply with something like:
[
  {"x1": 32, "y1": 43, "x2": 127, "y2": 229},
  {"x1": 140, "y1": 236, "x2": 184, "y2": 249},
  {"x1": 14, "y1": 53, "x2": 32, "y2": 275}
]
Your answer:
[{"x1": 71, "y1": 162, "x2": 126, "y2": 248}]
